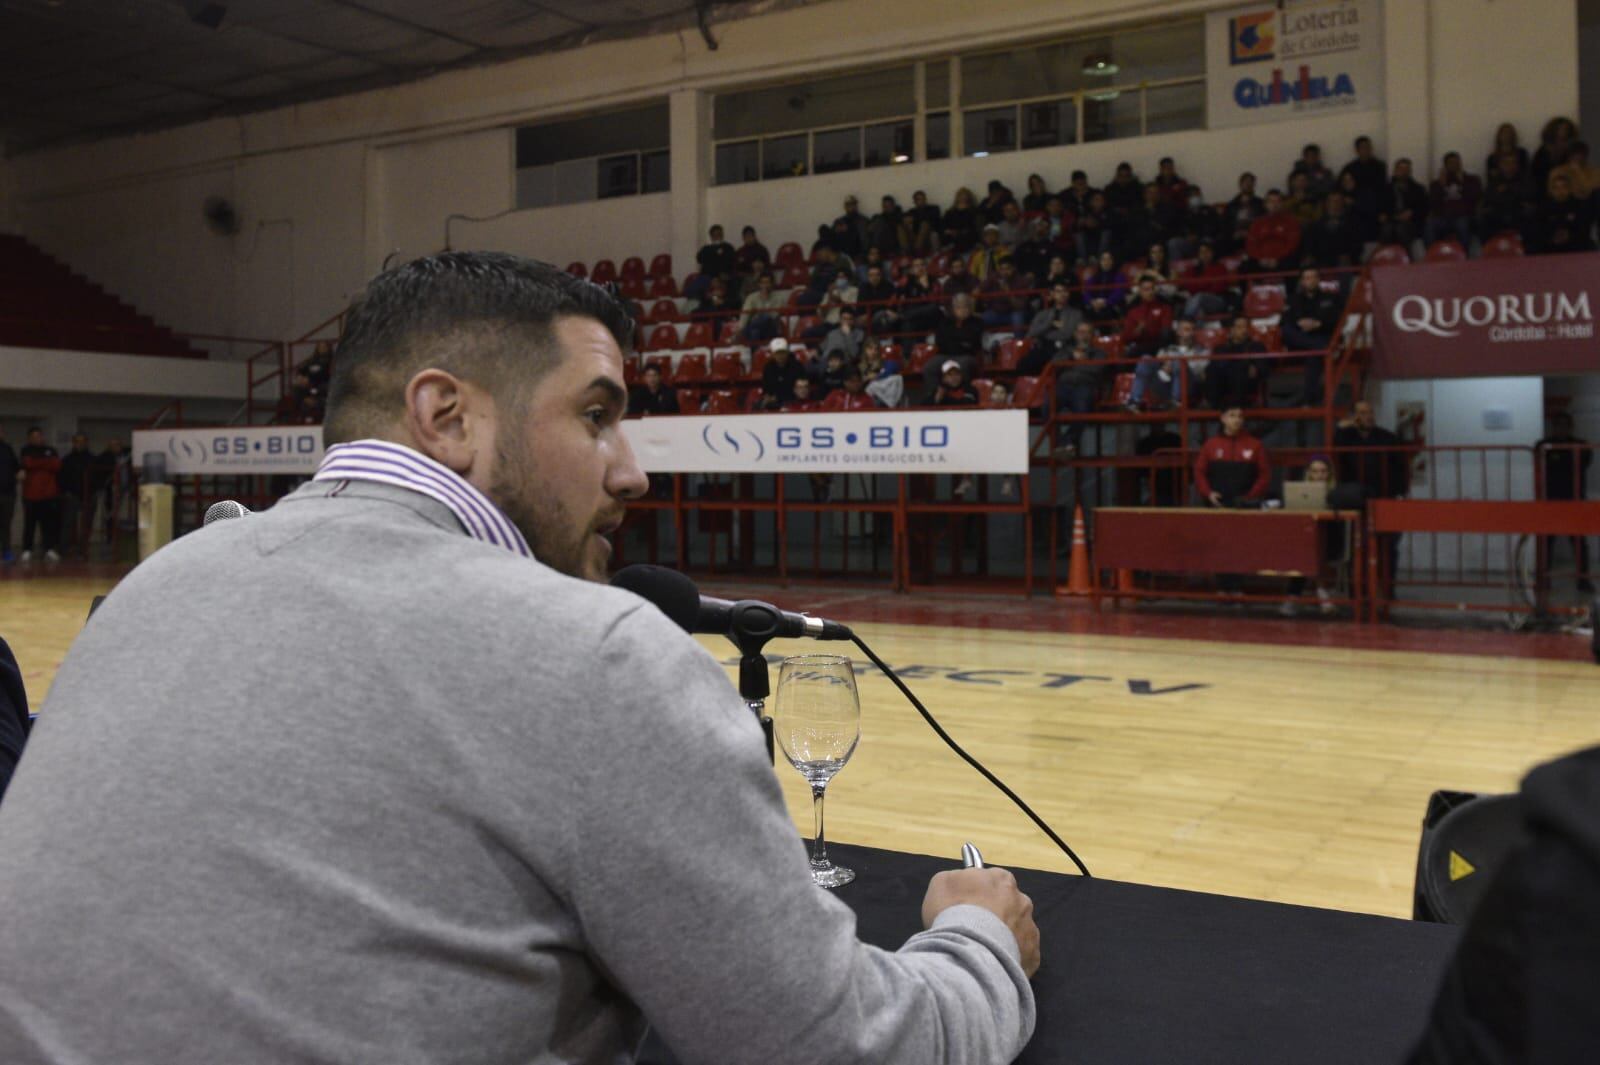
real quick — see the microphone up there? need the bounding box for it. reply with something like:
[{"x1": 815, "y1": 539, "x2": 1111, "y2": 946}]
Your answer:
[
  {"x1": 203, "y1": 500, "x2": 252, "y2": 525},
  {"x1": 610, "y1": 565, "x2": 852, "y2": 642}
]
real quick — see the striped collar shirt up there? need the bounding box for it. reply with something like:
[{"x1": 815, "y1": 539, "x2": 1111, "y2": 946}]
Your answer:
[{"x1": 313, "y1": 439, "x2": 532, "y2": 559}]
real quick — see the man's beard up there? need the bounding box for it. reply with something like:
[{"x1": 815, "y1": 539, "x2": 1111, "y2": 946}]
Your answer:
[{"x1": 489, "y1": 429, "x2": 591, "y2": 582}]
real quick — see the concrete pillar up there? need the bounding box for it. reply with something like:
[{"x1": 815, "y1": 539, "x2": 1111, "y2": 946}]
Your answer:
[{"x1": 669, "y1": 89, "x2": 711, "y2": 282}]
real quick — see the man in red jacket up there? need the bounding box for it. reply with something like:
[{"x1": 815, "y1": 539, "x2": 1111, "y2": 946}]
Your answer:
[
  {"x1": 1195, "y1": 406, "x2": 1270, "y2": 507},
  {"x1": 18, "y1": 428, "x2": 63, "y2": 563},
  {"x1": 1120, "y1": 277, "x2": 1173, "y2": 355}
]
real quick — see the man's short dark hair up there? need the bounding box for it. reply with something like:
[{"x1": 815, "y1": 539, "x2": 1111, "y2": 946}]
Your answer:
[
  {"x1": 1160, "y1": 156, "x2": 1174, "y2": 166},
  {"x1": 324, "y1": 252, "x2": 632, "y2": 445},
  {"x1": 1355, "y1": 135, "x2": 1371, "y2": 147},
  {"x1": 1071, "y1": 169, "x2": 1087, "y2": 181},
  {"x1": 1303, "y1": 143, "x2": 1320, "y2": 154},
  {"x1": 741, "y1": 225, "x2": 755, "y2": 235},
  {"x1": 26, "y1": 426, "x2": 42, "y2": 435}
]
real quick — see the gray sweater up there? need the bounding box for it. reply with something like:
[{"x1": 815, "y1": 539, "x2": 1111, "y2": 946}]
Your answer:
[{"x1": 0, "y1": 479, "x2": 1033, "y2": 1065}]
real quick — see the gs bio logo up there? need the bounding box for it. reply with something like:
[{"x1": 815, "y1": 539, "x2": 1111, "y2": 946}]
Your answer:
[
  {"x1": 775, "y1": 424, "x2": 951, "y2": 450},
  {"x1": 211, "y1": 433, "x2": 319, "y2": 457}
]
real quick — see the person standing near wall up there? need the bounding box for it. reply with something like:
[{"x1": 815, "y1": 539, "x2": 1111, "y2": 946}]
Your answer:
[
  {"x1": 18, "y1": 428, "x2": 62, "y2": 564},
  {"x1": 0, "y1": 430, "x2": 17, "y2": 564},
  {"x1": 57, "y1": 434, "x2": 94, "y2": 558}
]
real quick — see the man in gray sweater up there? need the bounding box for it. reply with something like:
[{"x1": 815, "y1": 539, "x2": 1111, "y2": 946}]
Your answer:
[{"x1": 0, "y1": 253, "x2": 1040, "y2": 1065}]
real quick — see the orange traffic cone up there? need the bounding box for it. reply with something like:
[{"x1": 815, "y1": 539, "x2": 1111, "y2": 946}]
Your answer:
[{"x1": 1057, "y1": 504, "x2": 1093, "y2": 597}]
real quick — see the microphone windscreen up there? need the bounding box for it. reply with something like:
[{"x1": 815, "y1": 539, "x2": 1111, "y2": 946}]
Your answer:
[
  {"x1": 203, "y1": 500, "x2": 251, "y2": 526},
  {"x1": 611, "y1": 564, "x2": 701, "y2": 634}
]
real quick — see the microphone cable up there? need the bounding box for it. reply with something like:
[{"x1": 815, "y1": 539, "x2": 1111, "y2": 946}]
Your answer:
[{"x1": 848, "y1": 633, "x2": 1092, "y2": 878}]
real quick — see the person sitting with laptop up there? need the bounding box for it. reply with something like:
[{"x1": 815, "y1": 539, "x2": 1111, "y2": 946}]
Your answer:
[{"x1": 1281, "y1": 455, "x2": 1342, "y2": 617}]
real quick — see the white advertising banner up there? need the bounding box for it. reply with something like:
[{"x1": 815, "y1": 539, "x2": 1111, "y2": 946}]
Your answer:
[
  {"x1": 132, "y1": 425, "x2": 324, "y2": 476},
  {"x1": 622, "y1": 410, "x2": 1030, "y2": 474},
  {"x1": 1205, "y1": 0, "x2": 1383, "y2": 129}
]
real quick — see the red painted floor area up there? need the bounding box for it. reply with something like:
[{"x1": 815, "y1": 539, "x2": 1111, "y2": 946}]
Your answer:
[{"x1": 697, "y1": 578, "x2": 1599, "y2": 663}]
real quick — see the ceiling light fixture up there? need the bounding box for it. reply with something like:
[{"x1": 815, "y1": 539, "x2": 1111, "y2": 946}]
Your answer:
[{"x1": 1082, "y1": 54, "x2": 1119, "y2": 77}]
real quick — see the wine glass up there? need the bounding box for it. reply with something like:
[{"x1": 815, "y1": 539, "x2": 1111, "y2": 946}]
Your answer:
[{"x1": 772, "y1": 653, "x2": 861, "y2": 888}]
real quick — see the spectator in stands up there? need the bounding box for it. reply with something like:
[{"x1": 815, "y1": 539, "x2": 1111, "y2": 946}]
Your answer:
[
  {"x1": 302, "y1": 342, "x2": 332, "y2": 397},
  {"x1": 1535, "y1": 412, "x2": 1593, "y2": 591},
  {"x1": 811, "y1": 349, "x2": 851, "y2": 398},
  {"x1": 1073, "y1": 190, "x2": 1112, "y2": 260},
  {"x1": 1335, "y1": 400, "x2": 1408, "y2": 595},
  {"x1": 1196, "y1": 406, "x2": 1270, "y2": 513},
  {"x1": 783, "y1": 377, "x2": 819, "y2": 413},
  {"x1": 1478, "y1": 150, "x2": 1538, "y2": 246},
  {"x1": 996, "y1": 201, "x2": 1026, "y2": 248},
  {"x1": 978, "y1": 180, "x2": 1015, "y2": 225},
  {"x1": 1181, "y1": 241, "x2": 1234, "y2": 321},
  {"x1": 1339, "y1": 136, "x2": 1386, "y2": 239},
  {"x1": 1129, "y1": 318, "x2": 1205, "y2": 410},
  {"x1": 819, "y1": 309, "x2": 865, "y2": 364},
  {"x1": 1012, "y1": 219, "x2": 1053, "y2": 286},
  {"x1": 942, "y1": 187, "x2": 981, "y2": 251},
  {"x1": 941, "y1": 254, "x2": 978, "y2": 299},
  {"x1": 628, "y1": 364, "x2": 678, "y2": 417},
  {"x1": 1205, "y1": 315, "x2": 1268, "y2": 411},
  {"x1": 1022, "y1": 173, "x2": 1052, "y2": 213},
  {"x1": 1120, "y1": 277, "x2": 1174, "y2": 356},
  {"x1": 1023, "y1": 282, "x2": 1084, "y2": 372},
  {"x1": 1181, "y1": 184, "x2": 1227, "y2": 255},
  {"x1": 852, "y1": 246, "x2": 886, "y2": 285},
  {"x1": 1153, "y1": 156, "x2": 1189, "y2": 206},
  {"x1": 1226, "y1": 172, "x2": 1266, "y2": 253},
  {"x1": 0, "y1": 429, "x2": 16, "y2": 563},
  {"x1": 736, "y1": 258, "x2": 768, "y2": 301},
  {"x1": 1425, "y1": 152, "x2": 1482, "y2": 248},
  {"x1": 1103, "y1": 162, "x2": 1144, "y2": 230},
  {"x1": 907, "y1": 190, "x2": 941, "y2": 253},
  {"x1": 734, "y1": 226, "x2": 770, "y2": 275},
  {"x1": 868, "y1": 195, "x2": 907, "y2": 256},
  {"x1": 1531, "y1": 116, "x2": 1579, "y2": 190},
  {"x1": 823, "y1": 368, "x2": 876, "y2": 412},
  {"x1": 978, "y1": 259, "x2": 1029, "y2": 330},
  {"x1": 694, "y1": 277, "x2": 740, "y2": 332},
  {"x1": 58, "y1": 433, "x2": 93, "y2": 555},
  {"x1": 1282, "y1": 267, "x2": 1344, "y2": 404},
  {"x1": 988, "y1": 382, "x2": 1012, "y2": 407},
  {"x1": 758, "y1": 338, "x2": 802, "y2": 410},
  {"x1": 1043, "y1": 254, "x2": 1074, "y2": 291},
  {"x1": 695, "y1": 225, "x2": 737, "y2": 288},
  {"x1": 969, "y1": 224, "x2": 1011, "y2": 281},
  {"x1": 1136, "y1": 243, "x2": 1178, "y2": 303},
  {"x1": 738, "y1": 272, "x2": 785, "y2": 343},
  {"x1": 1245, "y1": 189, "x2": 1301, "y2": 273},
  {"x1": 860, "y1": 337, "x2": 906, "y2": 409},
  {"x1": 1485, "y1": 122, "x2": 1530, "y2": 184},
  {"x1": 898, "y1": 257, "x2": 941, "y2": 331},
  {"x1": 1537, "y1": 174, "x2": 1596, "y2": 254},
  {"x1": 926, "y1": 294, "x2": 985, "y2": 396},
  {"x1": 857, "y1": 263, "x2": 899, "y2": 336},
  {"x1": 1290, "y1": 143, "x2": 1334, "y2": 199},
  {"x1": 1303, "y1": 189, "x2": 1362, "y2": 267},
  {"x1": 1082, "y1": 250, "x2": 1126, "y2": 325},
  {"x1": 1060, "y1": 170, "x2": 1095, "y2": 218},
  {"x1": 1284, "y1": 172, "x2": 1323, "y2": 228},
  {"x1": 1124, "y1": 183, "x2": 1183, "y2": 264},
  {"x1": 1047, "y1": 321, "x2": 1107, "y2": 459},
  {"x1": 1379, "y1": 158, "x2": 1430, "y2": 249},
  {"x1": 1041, "y1": 196, "x2": 1070, "y2": 246},
  {"x1": 928, "y1": 361, "x2": 978, "y2": 407},
  {"x1": 1549, "y1": 141, "x2": 1600, "y2": 201},
  {"x1": 815, "y1": 272, "x2": 859, "y2": 330},
  {"x1": 18, "y1": 428, "x2": 62, "y2": 563},
  {"x1": 833, "y1": 196, "x2": 869, "y2": 257}
]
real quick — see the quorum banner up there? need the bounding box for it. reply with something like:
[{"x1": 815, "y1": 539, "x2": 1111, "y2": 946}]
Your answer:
[
  {"x1": 132, "y1": 425, "x2": 325, "y2": 476},
  {"x1": 1370, "y1": 254, "x2": 1600, "y2": 379},
  {"x1": 622, "y1": 410, "x2": 1030, "y2": 474},
  {"x1": 1205, "y1": 0, "x2": 1384, "y2": 129}
]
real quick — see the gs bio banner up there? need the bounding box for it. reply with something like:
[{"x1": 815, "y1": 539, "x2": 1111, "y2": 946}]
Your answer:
[
  {"x1": 132, "y1": 426, "x2": 324, "y2": 475},
  {"x1": 1206, "y1": 0, "x2": 1383, "y2": 129},
  {"x1": 622, "y1": 410, "x2": 1029, "y2": 474}
]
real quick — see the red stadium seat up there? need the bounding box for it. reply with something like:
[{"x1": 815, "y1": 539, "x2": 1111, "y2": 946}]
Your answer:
[
  {"x1": 715, "y1": 318, "x2": 743, "y2": 345},
  {"x1": 1076, "y1": 265, "x2": 1097, "y2": 287},
  {"x1": 566, "y1": 261, "x2": 588, "y2": 278},
  {"x1": 1424, "y1": 239, "x2": 1467, "y2": 263},
  {"x1": 747, "y1": 348, "x2": 768, "y2": 381},
  {"x1": 705, "y1": 389, "x2": 744, "y2": 415},
  {"x1": 1111, "y1": 372, "x2": 1135, "y2": 406},
  {"x1": 1243, "y1": 285, "x2": 1286, "y2": 319},
  {"x1": 676, "y1": 390, "x2": 702, "y2": 415},
  {"x1": 1251, "y1": 324, "x2": 1283, "y2": 350},
  {"x1": 781, "y1": 264, "x2": 810, "y2": 288},
  {"x1": 1197, "y1": 323, "x2": 1227, "y2": 351},
  {"x1": 710, "y1": 349, "x2": 744, "y2": 381},
  {"x1": 995, "y1": 337, "x2": 1033, "y2": 371},
  {"x1": 620, "y1": 257, "x2": 646, "y2": 281},
  {"x1": 1096, "y1": 334, "x2": 1125, "y2": 359},
  {"x1": 972, "y1": 378, "x2": 997, "y2": 406},
  {"x1": 929, "y1": 251, "x2": 952, "y2": 277},
  {"x1": 1482, "y1": 231, "x2": 1525, "y2": 258},
  {"x1": 648, "y1": 275, "x2": 679, "y2": 298},
  {"x1": 644, "y1": 354, "x2": 673, "y2": 378},
  {"x1": 879, "y1": 342, "x2": 903, "y2": 368},
  {"x1": 908, "y1": 342, "x2": 938, "y2": 373},
  {"x1": 789, "y1": 344, "x2": 812, "y2": 365},
  {"x1": 617, "y1": 278, "x2": 647, "y2": 300},
  {"x1": 682, "y1": 320, "x2": 715, "y2": 348},
  {"x1": 1171, "y1": 258, "x2": 1197, "y2": 279},
  {"x1": 1011, "y1": 375, "x2": 1045, "y2": 410},
  {"x1": 649, "y1": 253, "x2": 673, "y2": 278},
  {"x1": 774, "y1": 242, "x2": 804, "y2": 268},
  {"x1": 675, "y1": 353, "x2": 709, "y2": 383},
  {"x1": 622, "y1": 354, "x2": 640, "y2": 385},
  {"x1": 647, "y1": 298, "x2": 680, "y2": 324},
  {"x1": 1368, "y1": 243, "x2": 1411, "y2": 266},
  {"x1": 1221, "y1": 254, "x2": 1246, "y2": 274},
  {"x1": 590, "y1": 259, "x2": 617, "y2": 284},
  {"x1": 645, "y1": 323, "x2": 680, "y2": 351},
  {"x1": 792, "y1": 316, "x2": 820, "y2": 340}
]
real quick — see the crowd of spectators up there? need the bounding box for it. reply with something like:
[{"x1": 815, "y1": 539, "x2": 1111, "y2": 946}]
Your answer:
[
  {"x1": 0, "y1": 427, "x2": 131, "y2": 564},
  {"x1": 274, "y1": 342, "x2": 332, "y2": 426}
]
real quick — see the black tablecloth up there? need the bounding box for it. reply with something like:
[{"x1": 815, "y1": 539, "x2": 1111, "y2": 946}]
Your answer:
[{"x1": 640, "y1": 842, "x2": 1460, "y2": 1064}]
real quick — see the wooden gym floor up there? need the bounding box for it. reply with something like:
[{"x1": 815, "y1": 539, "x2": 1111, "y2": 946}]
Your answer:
[{"x1": 6, "y1": 565, "x2": 1595, "y2": 919}]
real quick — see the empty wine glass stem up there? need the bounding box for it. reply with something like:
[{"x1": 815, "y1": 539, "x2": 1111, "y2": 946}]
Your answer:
[{"x1": 811, "y1": 784, "x2": 829, "y2": 865}]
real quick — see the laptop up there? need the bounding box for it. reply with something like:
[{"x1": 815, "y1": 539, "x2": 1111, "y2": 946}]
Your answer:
[{"x1": 1283, "y1": 481, "x2": 1329, "y2": 511}]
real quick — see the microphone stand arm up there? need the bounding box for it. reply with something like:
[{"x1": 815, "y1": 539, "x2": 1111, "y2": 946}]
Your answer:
[{"x1": 727, "y1": 601, "x2": 785, "y2": 765}]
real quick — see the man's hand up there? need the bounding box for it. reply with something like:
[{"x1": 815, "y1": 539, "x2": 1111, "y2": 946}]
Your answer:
[
  {"x1": 1298, "y1": 317, "x2": 1321, "y2": 331},
  {"x1": 1208, "y1": 491, "x2": 1223, "y2": 507},
  {"x1": 922, "y1": 868, "x2": 1041, "y2": 978}
]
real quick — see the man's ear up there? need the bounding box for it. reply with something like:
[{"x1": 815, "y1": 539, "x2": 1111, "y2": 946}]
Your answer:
[{"x1": 402, "y1": 369, "x2": 491, "y2": 476}]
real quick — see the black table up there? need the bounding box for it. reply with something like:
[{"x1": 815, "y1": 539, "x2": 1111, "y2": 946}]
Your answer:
[
  {"x1": 833, "y1": 843, "x2": 1458, "y2": 1065},
  {"x1": 641, "y1": 843, "x2": 1459, "y2": 1064}
]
